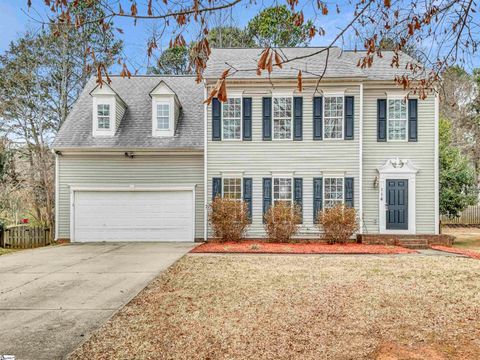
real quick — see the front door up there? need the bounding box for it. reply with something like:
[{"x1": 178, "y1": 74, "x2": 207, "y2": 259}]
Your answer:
[{"x1": 386, "y1": 179, "x2": 408, "y2": 230}]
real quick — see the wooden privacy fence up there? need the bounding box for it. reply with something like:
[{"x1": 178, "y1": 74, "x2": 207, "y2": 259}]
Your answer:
[
  {"x1": 441, "y1": 205, "x2": 480, "y2": 225},
  {"x1": 1, "y1": 225, "x2": 51, "y2": 249}
]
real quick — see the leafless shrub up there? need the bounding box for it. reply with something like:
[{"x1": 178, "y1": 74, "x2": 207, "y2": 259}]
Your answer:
[
  {"x1": 316, "y1": 204, "x2": 358, "y2": 244},
  {"x1": 264, "y1": 202, "x2": 301, "y2": 243},
  {"x1": 208, "y1": 197, "x2": 250, "y2": 242}
]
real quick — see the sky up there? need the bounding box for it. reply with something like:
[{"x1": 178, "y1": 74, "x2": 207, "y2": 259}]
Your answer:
[{"x1": 0, "y1": 0, "x2": 478, "y2": 74}]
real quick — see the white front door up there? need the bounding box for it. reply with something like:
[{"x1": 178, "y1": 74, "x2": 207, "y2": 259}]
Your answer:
[{"x1": 72, "y1": 190, "x2": 194, "y2": 242}]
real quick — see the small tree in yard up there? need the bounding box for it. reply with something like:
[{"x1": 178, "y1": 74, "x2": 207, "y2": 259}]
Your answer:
[
  {"x1": 208, "y1": 197, "x2": 250, "y2": 242},
  {"x1": 264, "y1": 202, "x2": 301, "y2": 243},
  {"x1": 317, "y1": 205, "x2": 359, "y2": 244}
]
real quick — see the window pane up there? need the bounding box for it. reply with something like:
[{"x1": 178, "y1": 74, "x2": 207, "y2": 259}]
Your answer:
[
  {"x1": 324, "y1": 178, "x2": 344, "y2": 208},
  {"x1": 223, "y1": 178, "x2": 242, "y2": 200},
  {"x1": 157, "y1": 104, "x2": 170, "y2": 130},
  {"x1": 97, "y1": 104, "x2": 110, "y2": 129},
  {"x1": 273, "y1": 97, "x2": 292, "y2": 139},
  {"x1": 324, "y1": 96, "x2": 343, "y2": 139},
  {"x1": 222, "y1": 98, "x2": 241, "y2": 139},
  {"x1": 387, "y1": 99, "x2": 407, "y2": 140},
  {"x1": 273, "y1": 178, "x2": 292, "y2": 203}
]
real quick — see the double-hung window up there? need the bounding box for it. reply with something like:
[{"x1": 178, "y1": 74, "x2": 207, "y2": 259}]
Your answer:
[
  {"x1": 273, "y1": 97, "x2": 292, "y2": 140},
  {"x1": 223, "y1": 178, "x2": 242, "y2": 200},
  {"x1": 97, "y1": 104, "x2": 110, "y2": 129},
  {"x1": 273, "y1": 178, "x2": 292, "y2": 205},
  {"x1": 156, "y1": 103, "x2": 170, "y2": 130},
  {"x1": 324, "y1": 96, "x2": 343, "y2": 139},
  {"x1": 222, "y1": 98, "x2": 241, "y2": 140},
  {"x1": 387, "y1": 99, "x2": 407, "y2": 141},
  {"x1": 324, "y1": 177, "x2": 344, "y2": 208}
]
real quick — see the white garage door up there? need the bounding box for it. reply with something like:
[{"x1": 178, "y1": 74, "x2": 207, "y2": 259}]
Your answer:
[{"x1": 73, "y1": 190, "x2": 194, "y2": 242}]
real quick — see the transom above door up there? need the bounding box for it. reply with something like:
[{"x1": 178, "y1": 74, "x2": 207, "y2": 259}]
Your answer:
[{"x1": 386, "y1": 179, "x2": 408, "y2": 230}]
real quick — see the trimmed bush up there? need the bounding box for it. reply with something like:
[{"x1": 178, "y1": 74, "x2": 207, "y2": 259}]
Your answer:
[
  {"x1": 264, "y1": 202, "x2": 301, "y2": 243},
  {"x1": 316, "y1": 204, "x2": 358, "y2": 244},
  {"x1": 208, "y1": 197, "x2": 250, "y2": 242}
]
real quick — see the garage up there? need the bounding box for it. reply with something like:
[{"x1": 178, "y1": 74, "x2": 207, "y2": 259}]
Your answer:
[{"x1": 71, "y1": 187, "x2": 195, "y2": 242}]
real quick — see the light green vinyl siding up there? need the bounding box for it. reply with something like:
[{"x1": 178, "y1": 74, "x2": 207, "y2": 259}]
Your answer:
[
  {"x1": 57, "y1": 154, "x2": 204, "y2": 240},
  {"x1": 362, "y1": 87, "x2": 436, "y2": 233},
  {"x1": 207, "y1": 85, "x2": 361, "y2": 238}
]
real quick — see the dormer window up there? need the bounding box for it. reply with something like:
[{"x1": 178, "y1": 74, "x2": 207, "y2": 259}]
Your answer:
[
  {"x1": 90, "y1": 83, "x2": 126, "y2": 137},
  {"x1": 156, "y1": 103, "x2": 170, "y2": 130},
  {"x1": 97, "y1": 104, "x2": 111, "y2": 129},
  {"x1": 150, "y1": 80, "x2": 180, "y2": 137}
]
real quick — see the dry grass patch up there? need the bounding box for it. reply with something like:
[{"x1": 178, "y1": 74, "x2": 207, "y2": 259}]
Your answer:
[
  {"x1": 70, "y1": 255, "x2": 480, "y2": 360},
  {"x1": 443, "y1": 226, "x2": 480, "y2": 252}
]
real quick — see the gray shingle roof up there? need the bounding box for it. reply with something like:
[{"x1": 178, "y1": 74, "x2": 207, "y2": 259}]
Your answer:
[
  {"x1": 53, "y1": 76, "x2": 203, "y2": 150},
  {"x1": 204, "y1": 47, "x2": 421, "y2": 80}
]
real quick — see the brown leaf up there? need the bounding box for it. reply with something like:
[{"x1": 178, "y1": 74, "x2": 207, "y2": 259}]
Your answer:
[
  {"x1": 384, "y1": 0, "x2": 391, "y2": 8},
  {"x1": 257, "y1": 48, "x2": 270, "y2": 72},
  {"x1": 297, "y1": 70, "x2": 303, "y2": 92},
  {"x1": 274, "y1": 51, "x2": 283, "y2": 68}
]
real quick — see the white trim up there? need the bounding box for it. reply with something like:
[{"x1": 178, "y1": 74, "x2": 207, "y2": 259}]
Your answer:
[
  {"x1": 434, "y1": 93, "x2": 440, "y2": 234},
  {"x1": 221, "y1": 96, "x2": 243, "y2": 141},
  {"x1": 386, "y1": 98, "x2": 408, "y2": 142},
  {"x1": 359, "y1": 83, "x2": 363, "y2": 232},
  {"x1": 322, "y1": 89, "x2": 346, "y2": 97},
  {"x1": 378, "y1": 158, "x2": 418, "y2": 234},
  {"x1": 271, "y1": 89, "x2": 295, "y2": 97},
  {"x1": 152, "y1": 97, "x2": 175, "y2": 137},
  {"x1": 272, "y1": 96, "x2": 294, "y2": 141},
  {"x1": 322, "y1": 94, "x2": 344, "y2": 140},
  {"x1": 386, "y1": 91, "x2": 409, "y2": 99},
  {"x1": 54, "y1": 153, "x2": 59, "y2": 240},
  {"x1": 323, "y1": 176, "x2": 345, "y2": 208},
  {"x1": 92, "y1": 96, "x2": 116, "y2": 137},
  {"x1": 69, "y1": 185, "x2": 196, "y2": 242},
  {"x1": 203, "y1": 83, "x2": 208, "y2": 241}
]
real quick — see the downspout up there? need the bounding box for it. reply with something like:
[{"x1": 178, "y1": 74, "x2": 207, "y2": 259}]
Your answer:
[
  {"x1": 359, "y1": 82, "x2": 364, "y2": 233},
  {"x1": 203, "y1": 81, "x2": 208, "y2": 241},
  {"x1": 54, "y1": 151, "x2": 59, "y2": 241},
  {"x1": 434, "y1": 92, "x2": 440, "y2": 234}
]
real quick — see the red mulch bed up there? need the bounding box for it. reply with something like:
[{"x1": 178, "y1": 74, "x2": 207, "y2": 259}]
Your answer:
[
  {"x1": 191, "y1": 241, "x2": 415, "y2": 254},
  {"x1": 430, "y1": 245, "x2": 480, "y2": 260}
]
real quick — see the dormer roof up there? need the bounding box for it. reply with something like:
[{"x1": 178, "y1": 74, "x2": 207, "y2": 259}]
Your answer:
[{"x1": 90, "y1": 82, "x2": 127, "y2": 108}]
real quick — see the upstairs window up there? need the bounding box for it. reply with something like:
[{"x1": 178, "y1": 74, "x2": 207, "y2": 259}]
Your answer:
[
  {"x1": 324, "y1": 177, "x2": 344, "y2": 208},
  {"x1": 222, "y1": 98, "x2": 241, "y2": 140},
  {"x1": 273, "y1": 97, "x2": 292, "y2": 140},
  {"x1": 223, "y1": 178, "x2": 242, "y2": 200},
  {"x1": 324, "y1": 96, "x2": 343, "y2": 139},
  {"x1": 387, "y1": 99, "x2": 407, "y2": 141},
  {"x1": 156, "y1": 103, "x2": 170, "y2": 130},
  {"x1": 273, "y1": 178, "x2": 292, "y2": 205},
  {"x1": 97, "y1": 104, "x2": 110, "y2": 129}
]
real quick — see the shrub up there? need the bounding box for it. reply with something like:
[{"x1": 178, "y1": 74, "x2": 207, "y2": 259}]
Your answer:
[
  {"x1": 316, "y1": 204, "x2": 359, "y2": 244},
  {"x1": 208, "y1": 197, "x2": 250, "y2": 242},
  {"x1": 263, "y1": 202, "x2": 301, "y2": 243}
]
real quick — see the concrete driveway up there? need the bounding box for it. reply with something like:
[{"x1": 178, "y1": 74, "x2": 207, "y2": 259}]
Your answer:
[{"x1": 0, "y1": 242, "x2": 196, "y2": 360}]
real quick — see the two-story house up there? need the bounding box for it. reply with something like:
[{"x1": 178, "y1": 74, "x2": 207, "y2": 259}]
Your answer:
[{"x1": 53, "y1": 47, "x2": 439, "y2": 243}]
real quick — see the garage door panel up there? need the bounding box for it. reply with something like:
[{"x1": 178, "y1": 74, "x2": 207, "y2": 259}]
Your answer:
[{"x1": 73, "y1": 190, "x2": 194, "y2": 242}]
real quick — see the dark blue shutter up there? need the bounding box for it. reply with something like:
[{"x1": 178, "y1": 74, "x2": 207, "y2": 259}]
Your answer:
[
  {"x1": 313, "y1": 178, "x2": 323, "y2": 223},
  {"x1": 344, "y1": 96, "x2": 354, "y2": 140},
  {"x1": 243, "y1": 98, "x2": 252, "y2": 141},
  {"x1": 408, "y1": 99, "x2": 418, "y2": 142},
  {"x1": 262, "y1": 178, "x2": 272, "y2": 223},
  {"x1": 262, "y1": 97, "x2": 272, "y2": 141},
  {"x1": 344, "y1": 177, "x2": 354, "y2": 208},
  {"x1": 377, "y1": 99, "x2": 387, "y2": 142},
  {"x1": 212, "y1": 177, "x2": 222, "y2": 200},
  {"x1": 212, "y1": 98, "x2": 221, "y2": 141},
  {"x1": 313, "y1": 96, "x2": 323, "y2": 140},
  {"x1": 293, "y1": 97, "x2": 303, "y2": 140},
  {"x1": 243, "y1": 178, "x2": 253, "y2": 223},
  {"x1": 294, "y1": 178, "x2": 303, "y2": 223}
]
